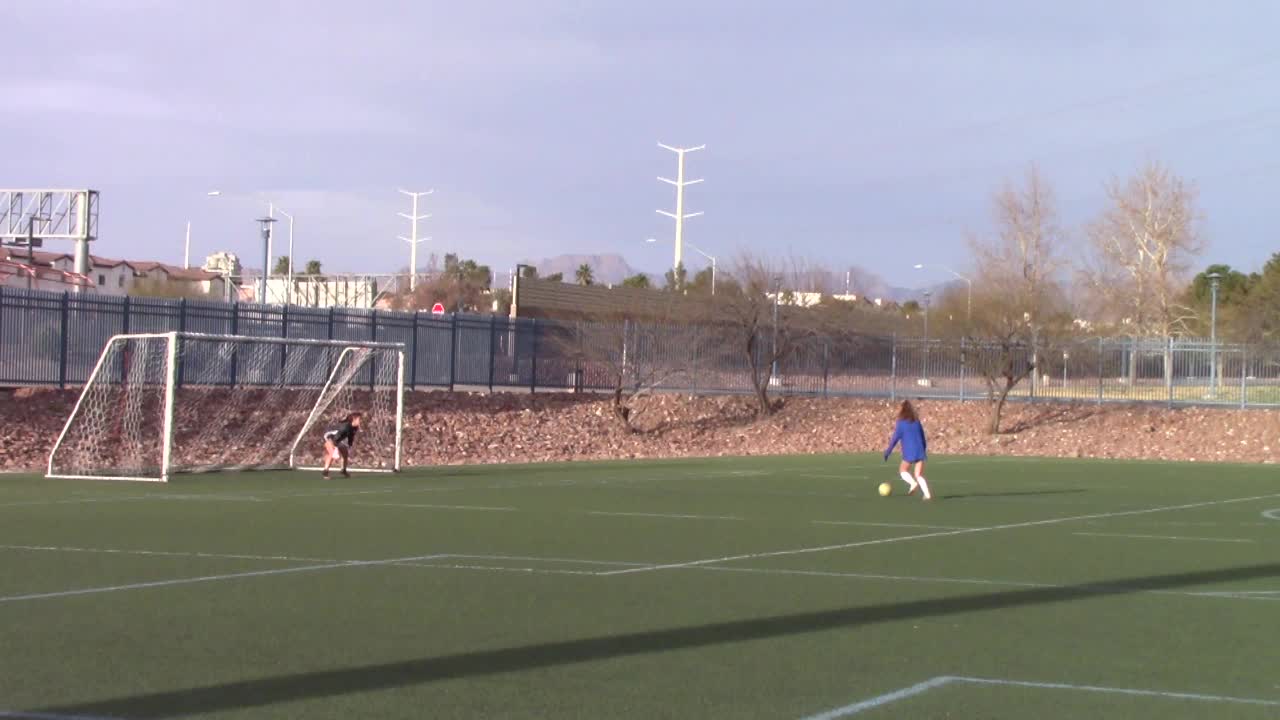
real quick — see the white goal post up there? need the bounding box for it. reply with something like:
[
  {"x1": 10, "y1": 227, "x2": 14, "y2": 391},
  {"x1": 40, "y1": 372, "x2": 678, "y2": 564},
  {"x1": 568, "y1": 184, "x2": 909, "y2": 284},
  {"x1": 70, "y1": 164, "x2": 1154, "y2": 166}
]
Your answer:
[{"x1": 46, "y1": 332, "x2": 406, "y2": 482}]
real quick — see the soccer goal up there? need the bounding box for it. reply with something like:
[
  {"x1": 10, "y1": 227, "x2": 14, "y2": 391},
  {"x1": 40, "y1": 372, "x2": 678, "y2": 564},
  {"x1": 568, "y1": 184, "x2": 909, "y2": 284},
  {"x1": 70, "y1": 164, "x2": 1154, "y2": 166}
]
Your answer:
[{"x1": 46, "y1": 332, "x2": 405, "y2": 482}]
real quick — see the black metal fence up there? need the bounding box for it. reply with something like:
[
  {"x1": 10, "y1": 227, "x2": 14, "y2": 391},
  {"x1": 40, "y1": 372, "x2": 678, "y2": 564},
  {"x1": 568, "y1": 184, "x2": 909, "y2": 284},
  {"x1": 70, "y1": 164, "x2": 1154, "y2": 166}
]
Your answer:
[{"x1": 2, "y1": 286, "x2": 1278, "y2": 407}]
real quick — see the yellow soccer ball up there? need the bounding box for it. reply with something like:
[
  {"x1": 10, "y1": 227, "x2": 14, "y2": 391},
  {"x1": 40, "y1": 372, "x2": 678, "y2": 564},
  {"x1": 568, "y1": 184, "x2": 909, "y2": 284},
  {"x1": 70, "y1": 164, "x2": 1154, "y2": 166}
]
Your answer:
[{"x1": 878, "y1": 482, "x2": 892, "y2": 497}]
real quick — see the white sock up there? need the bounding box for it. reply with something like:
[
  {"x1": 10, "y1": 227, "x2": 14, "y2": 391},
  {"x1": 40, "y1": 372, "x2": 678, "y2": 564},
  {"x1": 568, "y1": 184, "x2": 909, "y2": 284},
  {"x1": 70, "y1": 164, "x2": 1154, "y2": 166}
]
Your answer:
[
  {"x1": 916, "y1": 475, "x2": 932, "y2": 499},
  {"x1": 899, "y1": 471, "x2": 917, "y2": 489}
]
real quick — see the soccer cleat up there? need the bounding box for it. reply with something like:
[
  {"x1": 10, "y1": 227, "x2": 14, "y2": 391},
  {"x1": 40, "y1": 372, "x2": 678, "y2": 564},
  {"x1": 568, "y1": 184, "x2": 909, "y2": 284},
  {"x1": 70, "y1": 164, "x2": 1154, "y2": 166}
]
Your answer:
[
  {"x1": 321, "y1": 472, "x2": 330, "y2": 480},
  {"x1": 341, "y1": 470, "x2": 351, "y2": 479}
]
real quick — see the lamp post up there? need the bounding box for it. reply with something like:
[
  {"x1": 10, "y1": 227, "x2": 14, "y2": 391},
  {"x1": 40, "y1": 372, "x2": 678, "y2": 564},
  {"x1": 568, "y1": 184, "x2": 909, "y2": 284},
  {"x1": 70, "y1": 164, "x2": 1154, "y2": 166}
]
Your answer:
[
  {"x1": 1208, "y1": 272, "x2": 1221, "y2": 396},
  {"x1": 771, "y1": 276, "x2": 783, "y2": 382},
  {"x1": 254, "y1": 217, "x2": 276, "y2": 304},
  {"x1": 914, "y1": 263, "x2": 971, "y2": 324},
  {"x1": 184, "y1": 191, "x2": 222, "y2": 270},
  {"x1": 1062, "y1": 351, "x2": 1069, "y2": 393},
  {"x1": 923, "y1": 290, "x2": 932, "y2": 380},
  {"x1": 273, "y1": 208, "x2": 295, "y2": 306}
]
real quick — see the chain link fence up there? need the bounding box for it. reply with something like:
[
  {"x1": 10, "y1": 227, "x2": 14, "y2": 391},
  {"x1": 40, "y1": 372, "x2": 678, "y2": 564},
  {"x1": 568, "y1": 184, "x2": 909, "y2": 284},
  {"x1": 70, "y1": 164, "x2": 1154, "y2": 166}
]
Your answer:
[{"x1": 2, "y1": 286, "x2": 1278, "y2": 407}]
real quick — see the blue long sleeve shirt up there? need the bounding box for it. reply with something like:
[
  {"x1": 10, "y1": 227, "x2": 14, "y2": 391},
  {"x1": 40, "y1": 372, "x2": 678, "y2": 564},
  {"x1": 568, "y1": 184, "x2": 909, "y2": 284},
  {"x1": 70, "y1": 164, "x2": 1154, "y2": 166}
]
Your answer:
[{"x1": 885, "y1": 419, "x2": 927, "y2": 462}]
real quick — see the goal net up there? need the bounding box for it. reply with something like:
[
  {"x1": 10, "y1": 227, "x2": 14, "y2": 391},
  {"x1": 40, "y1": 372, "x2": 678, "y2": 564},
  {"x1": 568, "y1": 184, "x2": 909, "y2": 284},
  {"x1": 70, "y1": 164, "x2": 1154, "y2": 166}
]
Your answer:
[{"x1": 46, "y1": 332, "x2": 405, "y2": 481}]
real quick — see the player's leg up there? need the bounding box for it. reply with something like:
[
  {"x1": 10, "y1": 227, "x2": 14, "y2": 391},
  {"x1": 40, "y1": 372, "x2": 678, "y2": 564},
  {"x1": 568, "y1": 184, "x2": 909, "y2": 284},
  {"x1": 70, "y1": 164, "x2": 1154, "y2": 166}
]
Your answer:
[
  {"x1": 913, "y1": 460, "x2": 932, "y2": 500},
  {"x1": 322, "y1": 438, "x2": 337, "y2": 478},
  {"x1": 338, "y1": 443, "x2": 350, "y2": 478},
  {"x1": 897, "y1": 460, "x2": 918, "y2": 494}
]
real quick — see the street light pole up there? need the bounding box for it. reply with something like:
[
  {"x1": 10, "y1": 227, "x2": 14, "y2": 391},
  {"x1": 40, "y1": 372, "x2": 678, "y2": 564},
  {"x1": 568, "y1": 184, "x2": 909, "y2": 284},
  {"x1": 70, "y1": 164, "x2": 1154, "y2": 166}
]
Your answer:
[
  {"x1": 275, "y1": 209, "x2": 295, "y2": 306},
  {"x1": 255, "y1": 217, "x2": 276, "y2": 304},
  {"x1": 771, "y1": 276, "x2": 782, "y2": 381},
  {"x1": 923, "y1": 290, "x2": 932, "y2": 380},
  {"x1": 914, "y1": 263, "x2": 972, "y2": 324},
  {"x1": 657, "y1": 143, "x2": 704, "y2": 273},
  {"x1": 687, "y1": 242, "x2": 717, "y2": 295},
  {"x1": 184, "y1": 190, "x2": 222, "y2": 270},
  {"x1": 1208, "y1": 272, "x2": 1221, "y2": 396}
]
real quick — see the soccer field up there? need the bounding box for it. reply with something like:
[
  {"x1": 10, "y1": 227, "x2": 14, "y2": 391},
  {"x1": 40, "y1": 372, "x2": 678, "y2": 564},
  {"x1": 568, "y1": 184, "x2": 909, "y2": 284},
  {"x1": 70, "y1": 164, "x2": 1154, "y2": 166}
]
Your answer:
[{"x1": 1, "y1": 455, "x2": 1278, "y2": 719}]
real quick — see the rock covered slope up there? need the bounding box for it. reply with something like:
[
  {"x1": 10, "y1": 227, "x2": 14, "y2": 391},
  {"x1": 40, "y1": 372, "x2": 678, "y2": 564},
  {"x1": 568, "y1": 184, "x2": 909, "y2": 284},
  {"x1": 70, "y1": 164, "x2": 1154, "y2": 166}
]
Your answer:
[{"x1": 3, "y1": 388, "x2": 1276, "y2": 471}]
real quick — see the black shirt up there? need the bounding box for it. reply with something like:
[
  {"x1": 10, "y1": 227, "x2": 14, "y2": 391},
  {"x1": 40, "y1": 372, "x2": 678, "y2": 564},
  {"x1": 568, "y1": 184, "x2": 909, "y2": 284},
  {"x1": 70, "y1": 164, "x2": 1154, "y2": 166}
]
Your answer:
[{"x1": 329, "y1": 420, "x2": 358, "y2": 446}]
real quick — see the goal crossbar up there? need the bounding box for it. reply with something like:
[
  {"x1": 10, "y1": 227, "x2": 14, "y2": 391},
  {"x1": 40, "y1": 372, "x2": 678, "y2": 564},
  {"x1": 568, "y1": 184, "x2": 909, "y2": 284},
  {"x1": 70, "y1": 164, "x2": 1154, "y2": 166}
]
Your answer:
[{"x1": 46, "y1": 331, "x2": 406, "y2": 482}]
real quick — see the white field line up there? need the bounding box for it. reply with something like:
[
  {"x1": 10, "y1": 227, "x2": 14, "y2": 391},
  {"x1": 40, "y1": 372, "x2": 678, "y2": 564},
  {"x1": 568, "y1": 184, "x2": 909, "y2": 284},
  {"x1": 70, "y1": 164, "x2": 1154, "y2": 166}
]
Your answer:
[
  {"x1": 800, "y1": 675, "x2": 1280, "y2": 718},
  {"x1": 800, "y1": 677, "x2": 954, "y2": 719},
  {"x1": 1074, "y1": 532, "x2": 1257, "y2": 544},
  {"x1": 354, "y1": 502, "x2": 519, "y2": 512},
  {"x1": 445, "y1": 554, "x2": 650, "y2": 567},
  {"x1": 812, "y1": 520, "x2": 973, "y2": 531},
  {"x1": 586, "y1": 511, "x2": 744, "y2": 521},
  {"x1": 0, "y1": 544, "x2": 335, "y2": 563},
  {"x1": 0, "y1": 496, "x2": 155, "y2": 509},
  {"x1": 1263, "y1": 508, "x2": 1280, "y2": 521},
  {"x1": 601, "y1": 492, "x2": 1280, "y2": 576},
  {"x1": 0, "y1": 710, "x2": 125, "y2": 720},
  {"x1": 398, "y1": 561, "x2": 600, "y2": 577},
  {"x1": 0, "y1": 554, "x2": 446, "y2": 604}
]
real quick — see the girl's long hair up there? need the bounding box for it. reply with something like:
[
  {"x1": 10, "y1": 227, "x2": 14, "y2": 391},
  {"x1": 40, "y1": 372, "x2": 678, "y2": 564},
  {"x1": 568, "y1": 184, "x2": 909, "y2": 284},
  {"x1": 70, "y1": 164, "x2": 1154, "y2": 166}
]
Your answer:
[
  {"x1": 896, "y1": 400, "x2": 918, "y2": 423},
  {"x1": 344, "y1": 412, "x2": 363, "y2": 424}
]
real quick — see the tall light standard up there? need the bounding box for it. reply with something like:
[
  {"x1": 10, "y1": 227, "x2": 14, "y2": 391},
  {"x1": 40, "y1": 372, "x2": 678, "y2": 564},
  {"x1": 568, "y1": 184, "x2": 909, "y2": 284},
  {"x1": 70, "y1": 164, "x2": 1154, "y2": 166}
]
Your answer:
[
  {"x1": 254, "y1": 217, "x2": 276, "y2": 304},
  {"x1": 914, "y1": 263, "x2": 971, "y2": 324},
  {"x1": 656, "y1": 142, "x2": 704, "y2": 273},
  {"x1": 1208, "y1": 272, "x2": 1222, "y2": 396},
  {"x1": 185, "y1": 191, "x2": 222, "y2": 269},
  {"x1": 398, "y1": 189, "x2": 433, "y2": 291}
]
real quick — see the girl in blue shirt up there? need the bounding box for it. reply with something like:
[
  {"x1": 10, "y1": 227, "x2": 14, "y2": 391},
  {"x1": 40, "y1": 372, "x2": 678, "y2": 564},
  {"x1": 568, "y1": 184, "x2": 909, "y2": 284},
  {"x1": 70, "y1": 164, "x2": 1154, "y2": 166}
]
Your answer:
[{"x1": 883, "y1": 400, "x2": 932, "y2": 500}]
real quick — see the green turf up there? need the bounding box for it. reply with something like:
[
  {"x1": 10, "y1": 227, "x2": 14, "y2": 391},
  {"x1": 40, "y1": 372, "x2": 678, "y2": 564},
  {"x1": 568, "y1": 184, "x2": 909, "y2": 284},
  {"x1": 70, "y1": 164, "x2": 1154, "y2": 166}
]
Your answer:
[{"x1": 1, "y1": 454, "x2": 1278, "y2": 719}]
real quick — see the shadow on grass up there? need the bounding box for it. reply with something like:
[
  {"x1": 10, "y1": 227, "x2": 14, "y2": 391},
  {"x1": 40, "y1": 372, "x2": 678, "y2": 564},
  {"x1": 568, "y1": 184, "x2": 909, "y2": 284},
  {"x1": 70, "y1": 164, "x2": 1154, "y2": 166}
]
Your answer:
[
  {"x1": 35, "y1": 562, "x2": 1280, "y2": 719},
  {"x1": 941, "y1": 489, "x2": 1087, "y2": 500}
]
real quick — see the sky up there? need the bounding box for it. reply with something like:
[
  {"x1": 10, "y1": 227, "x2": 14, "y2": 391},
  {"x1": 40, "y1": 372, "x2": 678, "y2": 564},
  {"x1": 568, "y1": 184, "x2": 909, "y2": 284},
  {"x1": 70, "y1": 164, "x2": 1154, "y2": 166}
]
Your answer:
[{"x1": 5, "y1": 0, "x2": 1280, "y2": 288}]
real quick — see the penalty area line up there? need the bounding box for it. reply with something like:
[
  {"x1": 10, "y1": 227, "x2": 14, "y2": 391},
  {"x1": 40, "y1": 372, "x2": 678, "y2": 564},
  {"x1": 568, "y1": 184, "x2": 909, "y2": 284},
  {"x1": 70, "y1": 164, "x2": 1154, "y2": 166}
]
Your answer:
[
  {"x1": 799, "y1": 675, "x2": 1280, "y2": 718},
  {"x1": 603, "y1": 491, "x2": 1280, "y2": 576}
]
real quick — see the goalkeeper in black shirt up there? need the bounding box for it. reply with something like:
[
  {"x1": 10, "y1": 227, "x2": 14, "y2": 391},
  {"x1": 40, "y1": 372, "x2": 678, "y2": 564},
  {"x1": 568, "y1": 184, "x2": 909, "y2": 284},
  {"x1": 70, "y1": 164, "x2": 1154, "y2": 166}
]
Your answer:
[{"x1": 322, "y1": 412, "x2": 362, "y2": 479}]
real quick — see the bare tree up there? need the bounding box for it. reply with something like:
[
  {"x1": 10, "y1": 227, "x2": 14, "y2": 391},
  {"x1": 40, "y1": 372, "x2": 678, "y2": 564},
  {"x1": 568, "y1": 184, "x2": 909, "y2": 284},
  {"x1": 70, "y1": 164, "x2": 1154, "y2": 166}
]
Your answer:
[
  {"x1": 965, "y1": 166, "x2": 1069, "y2": 433},
  {"x1": 557, "y1": 296, "x2": 703, "y2": 432},
  {"x1": 707, "y1": 253, "x2": 829, "y2": 416},
  {"x1": 1085, "y1": 161, "x2": 1203, "y2": 387}
]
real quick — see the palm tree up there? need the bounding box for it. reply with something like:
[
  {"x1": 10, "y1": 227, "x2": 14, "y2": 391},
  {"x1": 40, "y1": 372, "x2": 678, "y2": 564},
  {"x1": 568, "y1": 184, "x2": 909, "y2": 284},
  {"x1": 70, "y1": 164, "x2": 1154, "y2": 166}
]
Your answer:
[{"x1": 575, "y1": 264, "x2": 594, "y2": 286}]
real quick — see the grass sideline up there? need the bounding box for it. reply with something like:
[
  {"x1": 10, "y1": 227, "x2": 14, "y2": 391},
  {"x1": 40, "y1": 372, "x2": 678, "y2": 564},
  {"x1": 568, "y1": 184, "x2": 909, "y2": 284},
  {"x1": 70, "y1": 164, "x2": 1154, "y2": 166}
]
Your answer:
[{"x1": 1, "y1": 454, "x2": 1278, "y2": 719}]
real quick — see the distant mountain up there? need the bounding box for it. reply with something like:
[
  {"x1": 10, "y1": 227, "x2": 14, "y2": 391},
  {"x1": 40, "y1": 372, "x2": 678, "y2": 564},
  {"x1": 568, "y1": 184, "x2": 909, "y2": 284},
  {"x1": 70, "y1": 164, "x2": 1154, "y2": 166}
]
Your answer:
[
  {"x1": 525, "y1": 253, "x2": 642, "y2": 285},
  {"x1": 843, "y1": 265, "x2": 957, "y2": 303}
]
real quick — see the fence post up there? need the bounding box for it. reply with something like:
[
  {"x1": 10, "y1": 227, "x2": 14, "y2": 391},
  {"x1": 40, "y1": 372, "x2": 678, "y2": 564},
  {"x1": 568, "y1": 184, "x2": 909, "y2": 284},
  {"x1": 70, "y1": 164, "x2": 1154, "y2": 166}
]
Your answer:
[
  {"x1": 121, "y1": 295, "x2": 130, "y2": 335},
  {"x1": 1240, "y1": 347, "x2": 1248, "y2": 409},
  {"x1": 822, "y1": 341, "x2": 830, "y2": 398},
  {"x1": 1097, "y1": 337, "x2": 1104, "y2": 405},
  {"x1": 690, "y1": 324, "x2": 699, "y2": 393},
  {"x1": 1167, "y1": 336, "x2": 1175, "y2": 409},
  {"x1": 178, "y1": 299, "x2": 189, "y2": 389},
  {"x1": 369, "y1": 309, "x2": 378, "y2": 391},
  {"x1": 448, "y1": 313, "x2": 458, "y2": 392},
  {"x1": 890, "y1": 334, "x2": 897, "y2": 402},
  {"x1": 58, "y1": 292, "x2": 70, "y2": 389},
  {"x1": 278, "y1": 302, "x2": 287, "y2": 381},
  {"x1": 409, "y1": 311, "x2": 420, "y2": 390},
  {"x1": 529, "y1": 318, "x2": 538, "y2": 394},
  {"x1": 327, "y1": 306, "x2": 335, "y2": 340},
  {"x1": 229, "y1": 302, "x2": 239, "y2": 386},
  {"x1": 959, "y1": 336, "x2": 966, "y2": 402},
  {"x1": 488, "y1": 315, "x2": 497, "y2": 392}
]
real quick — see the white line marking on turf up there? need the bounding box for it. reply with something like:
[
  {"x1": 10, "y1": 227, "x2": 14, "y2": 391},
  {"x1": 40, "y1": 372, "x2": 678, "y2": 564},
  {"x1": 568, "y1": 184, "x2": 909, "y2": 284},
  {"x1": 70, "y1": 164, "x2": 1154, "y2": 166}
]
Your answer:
[
  {"x1": 0, "y1": 710, "x2": 125, "y2": 720},
  {"x1": 398, "y1": 561, "x2": 601, "y2": 577},
  {"x1": 354, "y1": 502, "x2": 518, "y2": 512},
  {"x1": 800, "y1": 675, "x2": 1280, "y2": 718},
  {"x1": 602, "y1": 492, "x2": 1280, "y2": 576},
  {"x1": 0, "y1": 554, "x2": 446, "y2": 604},
  {"x1": 0, "y1": 544, "x2": 335, "y2": 563},
  {"x1": 586, "y1": 511, "x2": 744, "y2": 521},
  {"x1": 959, "y1": 676, "x2": 1280, "y2": 708},
  {"x1": 812, "y1": 520, "x2": 973, "y2": 530},
  {"x1": 1074, "y1": 532, "x2": 1256, "y2": 544},
  {"x1": 1263, "y1": 508, "x2": 1280, "y2": 521},
  {"x1": 446, "y1": 554, "x2": 650, "y2": 567},
  {"x1": 799, "y1": 676, "x2": 954, "y2": 719},
  {"x1": 0, "y1": 496, "x2": 154, "y2": 509}
]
